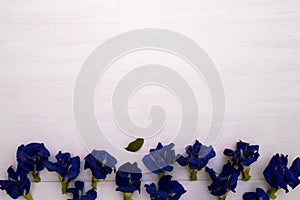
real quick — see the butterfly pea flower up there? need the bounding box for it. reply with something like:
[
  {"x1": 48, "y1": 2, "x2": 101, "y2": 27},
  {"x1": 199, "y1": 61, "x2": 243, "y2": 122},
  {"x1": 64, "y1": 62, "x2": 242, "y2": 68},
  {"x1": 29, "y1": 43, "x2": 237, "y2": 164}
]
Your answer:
[
  {"x1": 0, "y1": 166, "x2": 33, "y2": 200},
  {"x1": 84, "y1": 150, "x2": 117, "y2": 189},
  {"x1": 115, "y1": 162, "x2": 142, "y2": 200},
  {"x1": 177, "y1": 140, "x2": 216, "y2": 181},
  {"x1": 223, "y1": 140, "x2": 259, "y2": 181},
  {"x1": 145, "y1": 175, "x2": 186, "y2": 200},
  {"x1": 205, "y1": 162, "x2": 240, "y2": 200},
  {"x1": 45, "y1": 151, "x2": 80, "y2": 194},
  {"x1": 243, "y1": 188, "x2": 270, "y2": 200},
  {"x1": 142, "y1": 142, "x2": 176, "y2": 178},
  {"x1": 16, "y1": 143, "x2": 50, "y2": 182},
  {"x1": 66, "y1": 181, "x2": 97, "y2": 200},
  {"x1": 263, "y1": 154, "x2": 300, "y2": 199}
]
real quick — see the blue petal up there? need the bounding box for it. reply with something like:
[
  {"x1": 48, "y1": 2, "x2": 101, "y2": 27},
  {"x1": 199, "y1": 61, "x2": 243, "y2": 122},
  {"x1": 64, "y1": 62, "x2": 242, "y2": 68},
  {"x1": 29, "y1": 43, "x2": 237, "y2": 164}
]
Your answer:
[
  {"x1": 193, "y1": 140, "x2": 202, "y2": 151},
  {"x1": 176, "y1": 155, "x2": 188, "y2": 167},
  {"x1": 274, "y1": 170, "x2": 288, "y2": 192},
  {"x1": 237, "y1": 140, "x2": 249, "y2": 152},
  {"x1": 158, "y1": 175, "x2": 172, "y2": 189},
  {"x1": 205, "y1": 167, "x2": 217, "y2": 180},
  {"x1": 142, "y1": 154, "x2": 163, "y2": 174},
  {"x1": 256, "y1": 188, "x2": 270, "y2": 200},
  {"x1": 243, "y1": 192, "x2": 258, "y2": 200},
  {"x1": 241, "y1": 152, "x2": 260, "y2": 166},
  {"x1": 65, "y1": 156, "x2": 80, "y2": 181},
  {"x1": 211, "y1": 188, "x2": 228, "y2": 196},
  {"x1": 56, "y1": 151, "x2": 71, "y2": 163},
  {"x1": 7, "y1": 166, "x2": 18, "y2": 181},
  {"x1": 75, "y1": 181, "x2": 84, "y2": 194},
  {"x1": 85, "y1": 189, "x2": 97, "y2": 200},
  {"x1": 263, "y1": 154, "x2": 279, "y2": 189},
  {"x1": 248, "y1": 145, "x2": 259, "y2": 152},
  {"x1": 290, "y1": 157, "x2": 300, "y2": 177},
  {"x1": 223, "y1": 149, "x2": 234, "y2": 157},
  {"x1": 145, "y1": 183, "x2": 157, "y2": 195},
  {"x1": 226, "y1": 168, "x2": 240, "y2": 192},
  {"x1": 91, "y1": 150, "x2": 117, "y2": 167},
  {"x1": 0, "y1": 180, "x2": 20, "y2": 198},
  {"x1": 199, "y1": 145, "x2": 216, "y2": 159}
]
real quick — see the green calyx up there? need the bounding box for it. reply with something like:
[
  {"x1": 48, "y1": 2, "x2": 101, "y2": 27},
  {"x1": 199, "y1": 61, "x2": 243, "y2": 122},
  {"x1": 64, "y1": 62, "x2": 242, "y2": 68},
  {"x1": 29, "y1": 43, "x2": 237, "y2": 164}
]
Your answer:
[
  {"x1": 190, "y1": 169, "x2": 198, "y2": 181},
  {"x1": 219, "y1": 192, "x2": 228, "y2": 200},
  {"x1": 92, "y1": 176, "x2": 99, "y2": 189},
  {"x1": 23, "y1": 193, "x2": 33, "y2": 200},
  {"x1": 124, "y1": 192, "x2": 132, "y2": 200},
  {"x1": 58, "y1": 175, "x2": 68, "y2": 194},
  {"x1": 158, "y1": 172, "x2": 165, "y2": 179},
  {"x1": 32, "y1": 171, "x2": 41, "y2": 183},
  {"x1": 267, "y1": 188, "x2": 278, "y2": 199},
  {"x1": 242, "y1": 166, "x2": 251, "y2": 181}
]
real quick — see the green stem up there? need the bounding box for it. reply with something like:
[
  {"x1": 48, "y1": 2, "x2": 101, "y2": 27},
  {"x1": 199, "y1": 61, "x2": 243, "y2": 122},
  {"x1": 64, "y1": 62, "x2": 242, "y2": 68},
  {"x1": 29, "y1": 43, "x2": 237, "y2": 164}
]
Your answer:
[
  {"x1": 190, "y1": 169, "x2": 198, "y2": 181},
  {"x1": 158, "y1": 172, "x2": 165, "y2": 179},
  {"x1": 242, "y1": 166, "x2": 251, "y2": 181},
  {"x1": 124, "y1": 192, "x2": 132, "y2": 200},
  {"x1": 32, "y1": 171, "x2": 41, "y2": 183},
  {"x1": 92, "y1": 176, "x2": 99, "y2": 189},
  {"x1": 267, "y1": 188, "x2": 278, "y2": 199},
  {"x1": 24, "y1": 193, "x2": 33, "y2": 200}
]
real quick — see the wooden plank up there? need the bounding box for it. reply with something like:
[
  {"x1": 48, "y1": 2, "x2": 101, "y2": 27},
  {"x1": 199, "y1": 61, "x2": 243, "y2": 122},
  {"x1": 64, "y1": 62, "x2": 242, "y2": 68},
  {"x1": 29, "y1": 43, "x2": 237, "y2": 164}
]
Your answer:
[{"x1": 0, "y1": 0, "x2": 299, "y2": 199}]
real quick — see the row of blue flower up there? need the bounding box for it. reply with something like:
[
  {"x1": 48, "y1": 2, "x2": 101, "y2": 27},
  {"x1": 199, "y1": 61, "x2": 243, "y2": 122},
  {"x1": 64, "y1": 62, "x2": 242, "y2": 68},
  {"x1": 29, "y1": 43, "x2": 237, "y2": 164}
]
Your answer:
[{"x1": 0, "y1": 140, "x2": 299, "y2": 200}]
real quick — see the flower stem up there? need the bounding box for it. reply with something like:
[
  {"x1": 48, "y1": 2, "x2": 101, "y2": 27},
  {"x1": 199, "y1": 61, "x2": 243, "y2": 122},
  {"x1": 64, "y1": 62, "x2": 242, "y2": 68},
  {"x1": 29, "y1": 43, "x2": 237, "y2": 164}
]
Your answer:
[
  {"x1": 124, "y1": 192, "x2": 132, "y2": 200},
  {"x1": 267, "y1": 188, "x2": 278, "y2": 199},
  {"x1": 242, "y1": 166, "x2": 251, "y2": 181},
  {"x1": 158, "y1": 172, "x2": 165, "y2": 179},
  {"x1": 190, "y1": 169, "x2": 198, "y2": 181},
  {"x1": 32, "y1": 171, "x2": 41, "y2": 183},
  {"x1": 92, "y1": 176, "x2": 99, "y2": 189},
  {"x1": 24, "y1": 193, "x2": 33, "y2": 200}
]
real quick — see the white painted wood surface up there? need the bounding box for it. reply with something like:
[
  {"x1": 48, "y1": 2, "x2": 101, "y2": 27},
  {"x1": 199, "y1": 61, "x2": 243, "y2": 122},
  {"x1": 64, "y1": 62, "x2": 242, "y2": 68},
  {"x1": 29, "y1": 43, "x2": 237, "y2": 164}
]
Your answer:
[{"x1": 0, "y1": 0, "x2": 300, "y2": 199}]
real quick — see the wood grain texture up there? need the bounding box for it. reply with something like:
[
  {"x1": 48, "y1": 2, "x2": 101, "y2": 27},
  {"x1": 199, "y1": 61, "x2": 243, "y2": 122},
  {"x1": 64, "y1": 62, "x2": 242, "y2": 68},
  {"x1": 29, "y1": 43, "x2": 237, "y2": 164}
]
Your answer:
[{"x1": 0, "y1": 0, "x2": 300, "y2": 199}]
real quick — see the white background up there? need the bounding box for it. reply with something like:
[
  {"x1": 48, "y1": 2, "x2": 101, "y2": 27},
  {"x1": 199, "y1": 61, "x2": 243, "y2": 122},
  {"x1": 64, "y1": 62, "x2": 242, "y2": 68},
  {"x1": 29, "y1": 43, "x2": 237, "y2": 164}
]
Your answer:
[{"x1": 0, "y1": 0, "x2": 300, "y2": 199}]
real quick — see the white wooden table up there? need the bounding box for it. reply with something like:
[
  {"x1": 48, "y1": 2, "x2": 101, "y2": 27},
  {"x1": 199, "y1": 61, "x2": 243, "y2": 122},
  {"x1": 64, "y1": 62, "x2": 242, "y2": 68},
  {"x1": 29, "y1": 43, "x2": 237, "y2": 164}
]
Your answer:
[{"x1": 0, "y1": 0, "x2": 299, "y2": 199}]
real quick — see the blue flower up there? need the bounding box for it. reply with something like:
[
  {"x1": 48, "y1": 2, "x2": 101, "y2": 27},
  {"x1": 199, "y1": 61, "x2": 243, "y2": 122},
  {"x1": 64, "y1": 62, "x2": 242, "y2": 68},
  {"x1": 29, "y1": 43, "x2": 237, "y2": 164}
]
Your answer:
[
  {"x1": 142, "y1": 143, "x2": 176, "y2": 176},
  {"x1": 45, "y1": 151, "x2": 80, "y2": 194},
  {"x1": 145, "y1": 175, "x2": 186, "y2": 200},
  {"x1": 0, "y1": 166, "x2": 33, "y2": 200},
  {"x1": 224, "y1": 140, "x2": 259, "y2": 181},
  {"x1": 177, "y1": 140, "x2": 216, "y2": 181},
  {"x1": 243, "y1": 188, "x2": 270, "y2": 200},
  {"x1": 66, "y1": 181, "x2": 97, "y2": 200},
  {"x1": 84, "y1": 150, "x2": 117, "y2": 189},
  {"x1": 205, "y1": 162, "x2": 240, "y2": 200},
  {"x1": 263, "y1": 154, "x2": 300, "y2": 199},
  {"x1": 16, "y1": 143, "x2": 50, "y2": 182},
  {"x1": 115, "y1": 162, "x2": 142, "y2": 200}
]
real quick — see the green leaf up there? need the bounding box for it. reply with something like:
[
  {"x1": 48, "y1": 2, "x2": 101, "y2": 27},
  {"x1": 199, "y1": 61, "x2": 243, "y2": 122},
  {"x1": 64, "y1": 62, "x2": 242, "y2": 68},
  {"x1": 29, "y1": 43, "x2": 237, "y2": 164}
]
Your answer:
[{"x1": 125, "y1": 138, "x2": 144, "y2": 152}]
